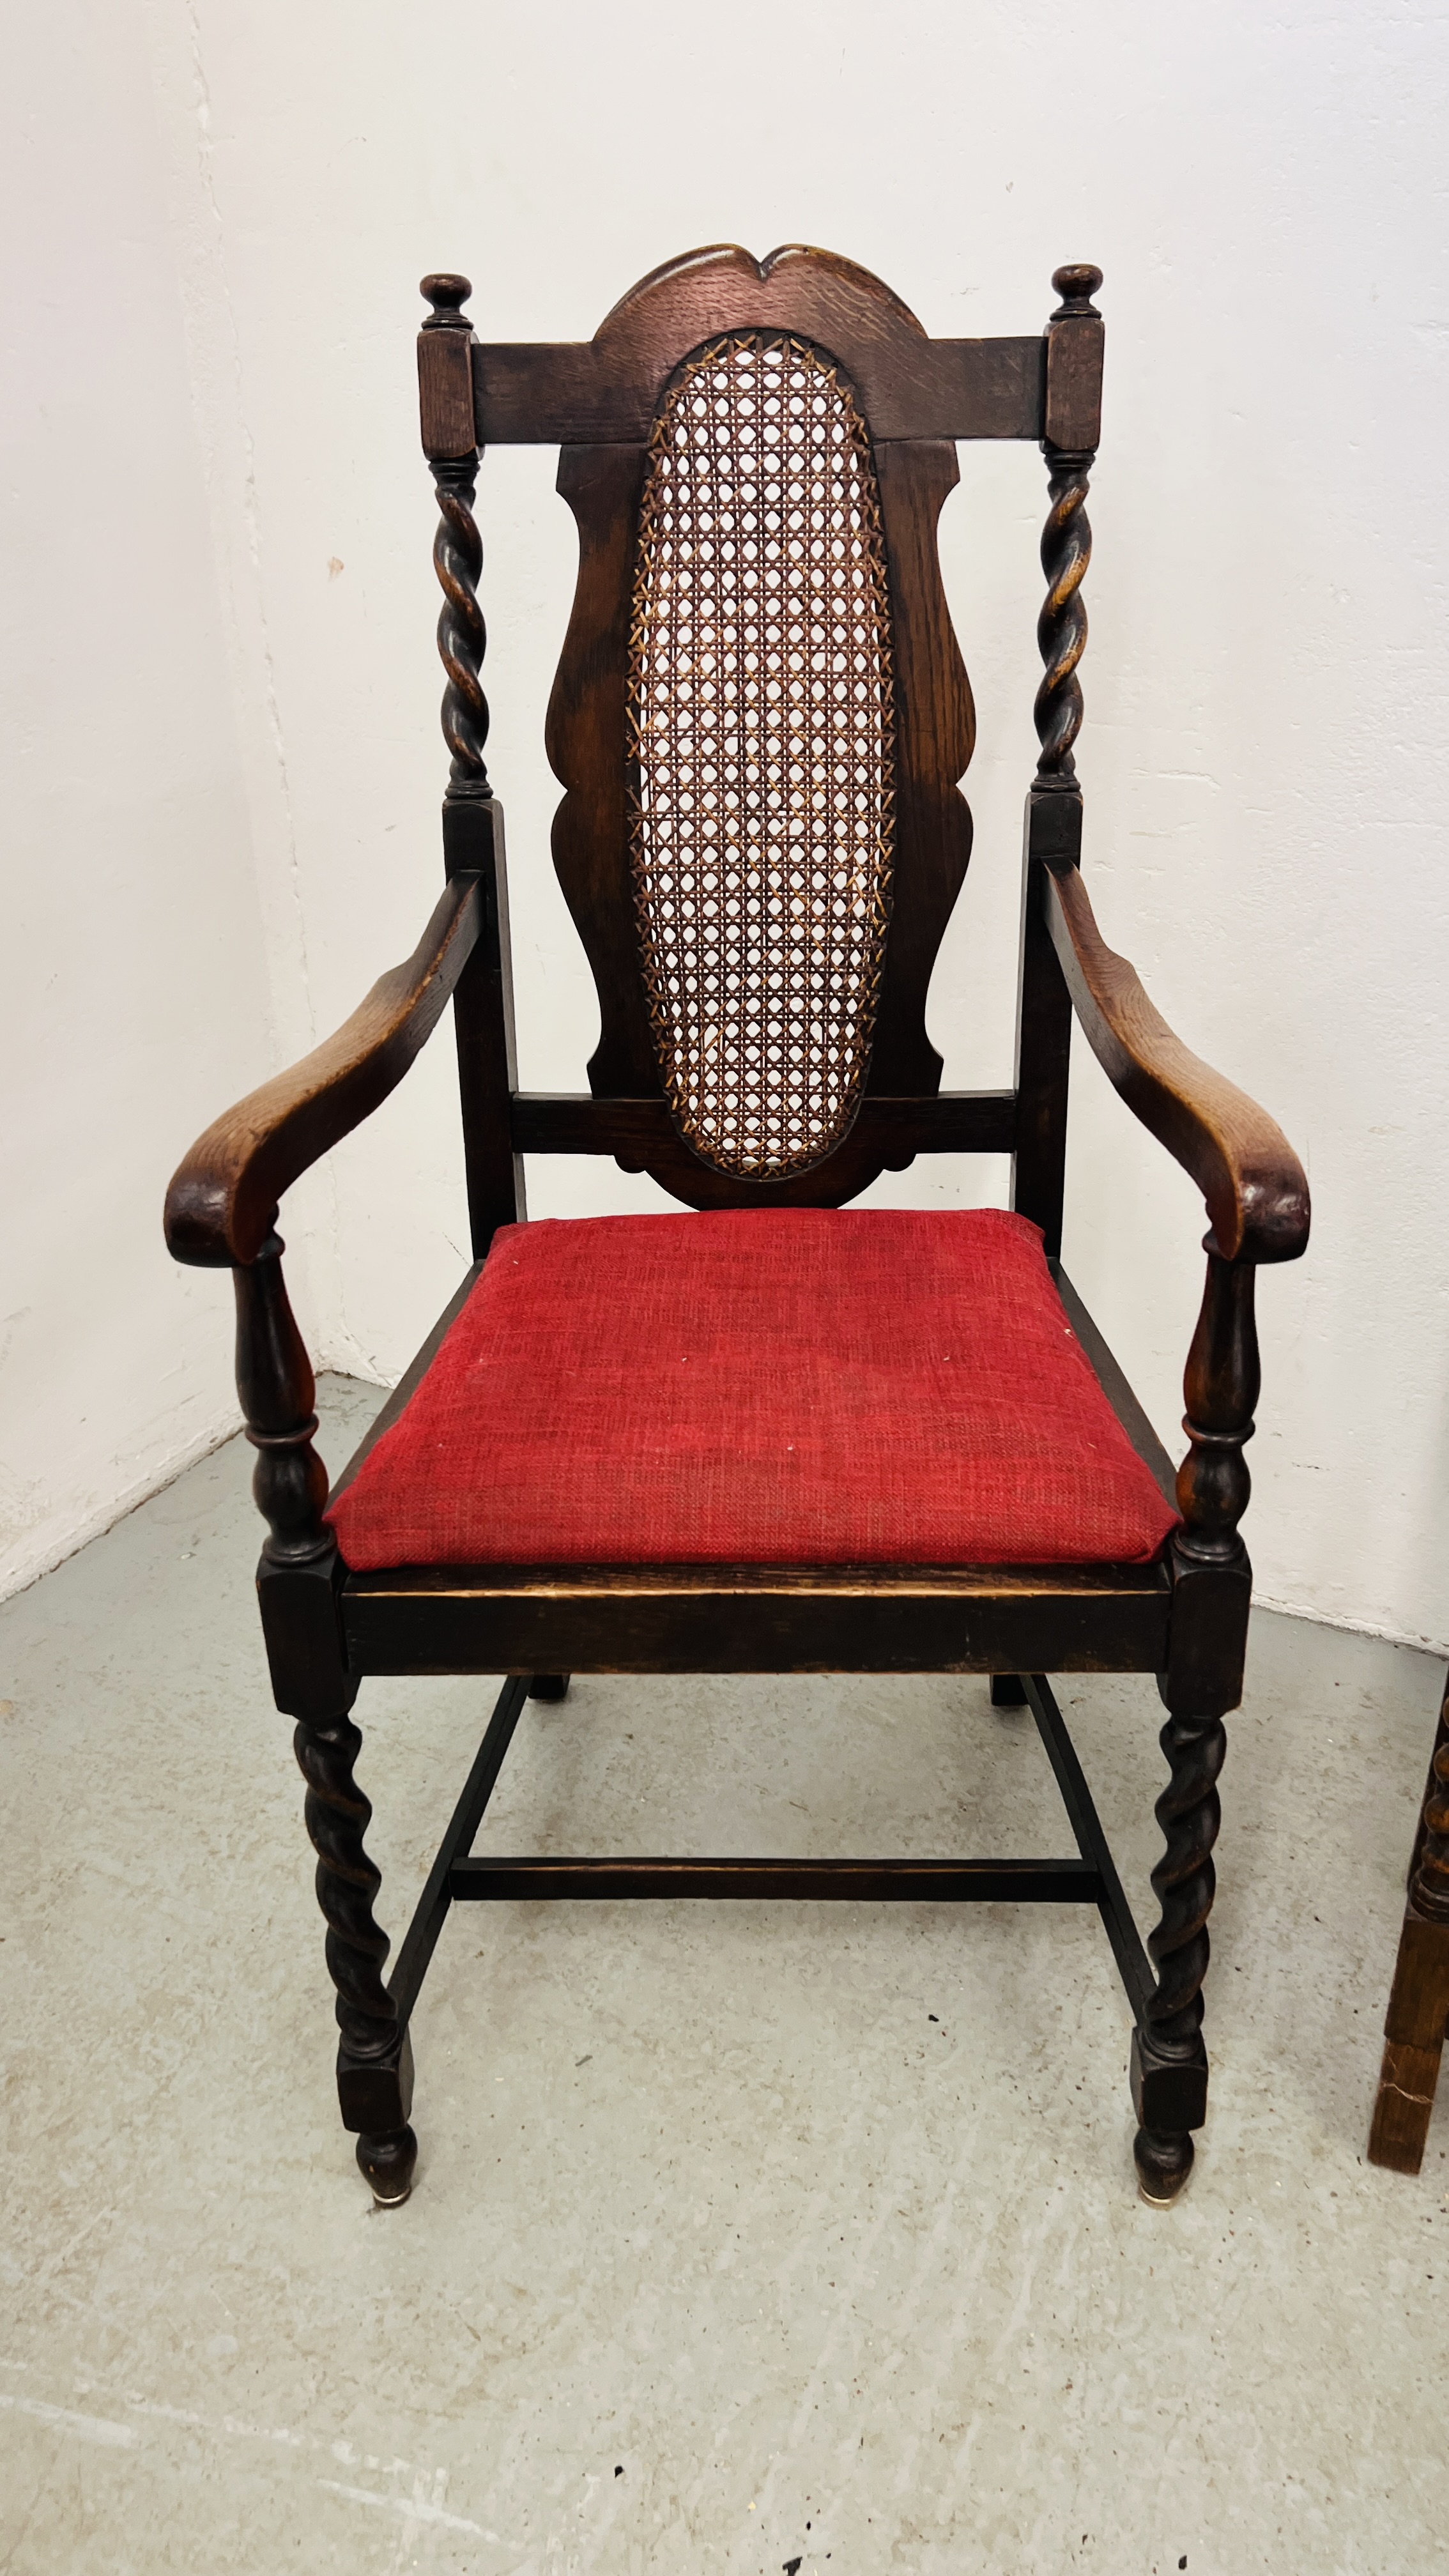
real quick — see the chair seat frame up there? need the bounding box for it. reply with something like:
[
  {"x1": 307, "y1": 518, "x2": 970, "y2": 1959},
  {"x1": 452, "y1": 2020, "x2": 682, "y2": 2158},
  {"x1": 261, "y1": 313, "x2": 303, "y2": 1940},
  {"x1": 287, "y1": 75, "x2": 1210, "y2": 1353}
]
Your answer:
[{"x1": 165, "y1": 248, "x2": 1309, "y2": 2211}]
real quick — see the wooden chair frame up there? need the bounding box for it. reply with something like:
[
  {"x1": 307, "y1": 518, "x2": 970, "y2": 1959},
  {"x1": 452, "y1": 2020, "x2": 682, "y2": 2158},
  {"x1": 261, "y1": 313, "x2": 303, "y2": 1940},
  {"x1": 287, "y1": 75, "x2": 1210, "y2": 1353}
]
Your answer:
[{"x1": 165, "y1": 248, "x2": 1309, "y2": 2210}]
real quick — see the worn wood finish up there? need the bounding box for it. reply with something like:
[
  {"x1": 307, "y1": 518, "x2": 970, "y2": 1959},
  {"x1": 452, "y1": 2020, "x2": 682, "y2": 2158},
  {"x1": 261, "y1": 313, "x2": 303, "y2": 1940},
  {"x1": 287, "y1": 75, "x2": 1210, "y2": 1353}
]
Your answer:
[
  {"x1": 341, "y1": 1558, "x2": 1170, "y2": 1678},
  {"x1": 472, "y1": 243, "x2": 1046, "y2": 447},
  {"x1": 417, "y1": 272, "x2": 479, "y2": 460},
  {"x1": 1045, "y1": 864, "x2": 1310, "y2": 1264},
  {"x1": 1368, "y1": 1912, "x2": 1449, "y2": 2175},
  {"x1": 1043, "y1": 265, "x2": 1106, "y2": 453},
  {"x1": 164, "y1": 877, "x2": 482, "y2": 1269},
  {"x1": 1368, "y1": 1673, "x2": 1449, "y2": 2174}
]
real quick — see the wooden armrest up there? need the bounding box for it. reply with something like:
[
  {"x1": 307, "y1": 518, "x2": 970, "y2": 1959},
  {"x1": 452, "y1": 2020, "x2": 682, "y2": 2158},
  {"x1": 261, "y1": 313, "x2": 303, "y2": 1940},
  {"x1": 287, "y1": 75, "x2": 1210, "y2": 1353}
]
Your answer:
[
  {"x1": 165, "y1": 875, "x2": 483, "y2": 1268},
  {"x1": 1044, "y1": 864, "x2": 1309, "y2": 1264}
]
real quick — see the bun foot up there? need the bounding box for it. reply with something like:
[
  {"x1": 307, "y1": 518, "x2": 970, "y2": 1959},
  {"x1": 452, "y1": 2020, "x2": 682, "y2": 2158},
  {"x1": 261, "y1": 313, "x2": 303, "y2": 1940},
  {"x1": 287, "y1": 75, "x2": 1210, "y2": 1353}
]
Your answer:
[
  {"x1": 358, "y1": 2124, "x2": 418, "y2": 2207},
  {"x1": 1133, "y1": 2126, "x2": 1195, "y2": 2205},
  {"x1": 528, "y1": 1673, "x2": 571, "y2": 1702}
]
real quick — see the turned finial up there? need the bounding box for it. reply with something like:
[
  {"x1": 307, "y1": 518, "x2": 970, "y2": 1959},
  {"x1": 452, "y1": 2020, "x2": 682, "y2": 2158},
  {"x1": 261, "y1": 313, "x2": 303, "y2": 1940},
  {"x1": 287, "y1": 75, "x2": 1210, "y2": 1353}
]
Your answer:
[
  {"x1": 420, "y1": 273, "x2": 473, "y2": 330},
  {"x1": 1051, "y1": 263, "x2": 1103, "y2": 317}
]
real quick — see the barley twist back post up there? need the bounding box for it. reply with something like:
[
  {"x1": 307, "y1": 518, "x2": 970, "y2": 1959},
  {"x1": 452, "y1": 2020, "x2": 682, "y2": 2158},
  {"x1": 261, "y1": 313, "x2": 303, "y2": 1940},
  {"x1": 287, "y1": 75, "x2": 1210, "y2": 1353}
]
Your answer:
[
  {"x1": 420, "y1": 273, "x2": 490, "y2": 799},
  {"x1": 1034, "y1": 264, "x2": 1101, "y2": 790}
]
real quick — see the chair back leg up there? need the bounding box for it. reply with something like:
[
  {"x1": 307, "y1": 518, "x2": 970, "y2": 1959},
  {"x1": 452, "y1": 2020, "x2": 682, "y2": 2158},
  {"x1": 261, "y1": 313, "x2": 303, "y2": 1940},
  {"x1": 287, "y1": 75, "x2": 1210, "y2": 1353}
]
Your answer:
[{"x1": 1369, "y1": 1674, "x2": 1449, "y2": 2175}]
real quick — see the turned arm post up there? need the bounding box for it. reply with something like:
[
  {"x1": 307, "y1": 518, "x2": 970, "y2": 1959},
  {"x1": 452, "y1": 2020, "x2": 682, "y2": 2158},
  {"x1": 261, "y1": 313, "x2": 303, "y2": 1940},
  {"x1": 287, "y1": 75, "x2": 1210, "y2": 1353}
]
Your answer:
[
  {"x1": 233, "y1": 1226, "x2": 330, "y2": 1568},
  {"x1": 232, "y1": 1222, "x2": 351, "y2": 1709}
]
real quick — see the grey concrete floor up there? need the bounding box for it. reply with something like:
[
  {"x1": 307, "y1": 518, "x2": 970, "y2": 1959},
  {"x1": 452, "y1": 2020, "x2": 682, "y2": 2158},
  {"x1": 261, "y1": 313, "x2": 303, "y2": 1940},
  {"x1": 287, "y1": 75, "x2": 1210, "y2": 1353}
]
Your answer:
[{"x1": 1, "y1": 1372, "x2": 1446, "y2": 2575}]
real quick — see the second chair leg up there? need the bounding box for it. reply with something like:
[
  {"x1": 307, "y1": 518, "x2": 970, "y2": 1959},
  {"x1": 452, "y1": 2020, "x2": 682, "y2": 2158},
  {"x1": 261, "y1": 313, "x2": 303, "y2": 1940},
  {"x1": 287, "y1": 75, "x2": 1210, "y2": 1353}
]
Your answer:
[
  {"x1": 1131, "y1": 1701, "x2": 1225, "y2": 2203},
  {"x1": 1368, "y1": 1912, "x2": 1449, "y2": 2174},
  {"x1": 1370, "y1": 1680, "x2": 1449, "y2": 2173},
  {"x1": 295, "y1": 1710, "x2": 417, "y2": 2205}
]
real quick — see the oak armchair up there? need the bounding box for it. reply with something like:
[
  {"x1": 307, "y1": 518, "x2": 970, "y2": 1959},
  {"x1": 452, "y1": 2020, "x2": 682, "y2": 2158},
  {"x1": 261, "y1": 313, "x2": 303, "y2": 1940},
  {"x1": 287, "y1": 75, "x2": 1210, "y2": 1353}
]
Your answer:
[{"x1": 165, "y1": 247, "x2": 1308, "y2": 2211}]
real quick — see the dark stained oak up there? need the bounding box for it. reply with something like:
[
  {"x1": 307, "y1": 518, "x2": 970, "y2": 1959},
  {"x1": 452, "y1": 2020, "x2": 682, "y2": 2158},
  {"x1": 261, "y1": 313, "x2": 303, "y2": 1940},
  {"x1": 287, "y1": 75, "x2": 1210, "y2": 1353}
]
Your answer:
[
  {"x1": 1131, "y1": 1253, "x2": 1259, "y2": 2203},
  {"x1": 450, "y1": 1856, "x2": 1100, "y2": 1903},
  {"x1": 417, "y1": 272, "x2": 478, "y2": 461},
  {"x1": 509, "y1": 1089, "x2": 1016, "y2": 1160},
  {"x1": 540, "y1": 304, "x2": 979, "y2": 1205},
  {"x1": 161, "y1": 243, "x2": 1308, "y2": 2211},
  {"x1": 227, "y1": 1222, "x2": 415, "y2": 2205},
  {"x1": 1045, "y1": 862, "x2": 1310, "y2": 1264},
  {"x1": 1369, "y1": 1673, "x2": 1449, "y2": 2174},
  {"x1": 165, "y1": 876, "x2": 482, "y2": 1269},
  {"x1": 340, "y1": 1556, "x2": 1172, "y2": 1680},
  {"x1": 471, "y1": 243, "x2": 1048, "y2": 447},
  {"x1": 1043, "y1": 264, "x2": 1106, "y2": 454}
]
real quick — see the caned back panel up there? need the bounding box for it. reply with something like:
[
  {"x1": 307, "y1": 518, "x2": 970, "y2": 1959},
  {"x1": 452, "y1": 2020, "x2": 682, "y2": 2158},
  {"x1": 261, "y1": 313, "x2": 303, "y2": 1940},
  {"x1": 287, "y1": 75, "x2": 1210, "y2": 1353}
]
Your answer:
[
  {"x1": 543, "y1": 246, "x2": 976, "y2": 1210},
  {"x1": 627, "y1": 334, "x2": 896, "y2": 1181}
]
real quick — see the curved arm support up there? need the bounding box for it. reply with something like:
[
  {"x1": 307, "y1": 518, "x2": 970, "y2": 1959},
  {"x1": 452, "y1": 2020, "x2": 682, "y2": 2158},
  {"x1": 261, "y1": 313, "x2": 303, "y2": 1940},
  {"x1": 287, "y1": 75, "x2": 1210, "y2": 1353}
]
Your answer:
[
  {"x1": 1043, "y1": 863, "x2": 1309, "y2": 1265},
  {"x1": 165, "y1": 874, "x2": 482, "y2": 1269}
]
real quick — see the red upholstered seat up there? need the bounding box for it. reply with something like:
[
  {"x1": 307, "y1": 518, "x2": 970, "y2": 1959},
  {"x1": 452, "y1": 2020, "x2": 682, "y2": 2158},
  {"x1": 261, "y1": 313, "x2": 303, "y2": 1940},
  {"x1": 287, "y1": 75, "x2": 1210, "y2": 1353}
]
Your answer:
[{"x1": 326, "y1": 1208, "x2": 1179, "y2": 1571}]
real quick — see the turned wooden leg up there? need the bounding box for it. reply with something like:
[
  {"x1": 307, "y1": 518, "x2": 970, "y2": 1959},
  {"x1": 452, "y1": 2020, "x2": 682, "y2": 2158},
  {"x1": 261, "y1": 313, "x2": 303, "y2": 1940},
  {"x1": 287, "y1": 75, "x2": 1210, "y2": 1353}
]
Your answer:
[
  {"x1": 1133, "y1": 1704, "x2": 1225, "y2": 2201},
  {"x1": 295, "y1": 1711, "x2": 417, "y2": 2205},
  {"x1": 231, "y1": 1230, "x2": 418, "y2": 2205},
  {"x1": 990, "y1": 1674, "x2": 1027, "y2": 1707},
  {"x1": 528, "y1": 1673, "x2": 571, "y2": 1702},
  {"x1": 1369, "y1": 1915, "x2": 1449, "y2": 2175},
  {"x1": 1369, "y1": 1673, "x2": 1449, "y2": 2175},
  {"x1": 1134, "y1": 1250, "x2": 1256, "y2": 2204}
]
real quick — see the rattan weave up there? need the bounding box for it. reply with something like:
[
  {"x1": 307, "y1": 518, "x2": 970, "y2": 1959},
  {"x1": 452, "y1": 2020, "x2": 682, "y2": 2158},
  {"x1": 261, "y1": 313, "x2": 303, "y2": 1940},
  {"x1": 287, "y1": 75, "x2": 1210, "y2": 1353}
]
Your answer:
[{"x1": 626, "y1": 333, "x2": 896, "y2": 1178}]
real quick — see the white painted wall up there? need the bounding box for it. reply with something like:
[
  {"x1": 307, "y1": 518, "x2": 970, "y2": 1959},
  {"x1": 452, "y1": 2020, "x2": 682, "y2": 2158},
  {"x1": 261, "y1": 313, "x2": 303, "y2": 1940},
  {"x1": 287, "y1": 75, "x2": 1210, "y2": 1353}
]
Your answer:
[
  {"x1": 0, "y1": 4, "x2": 272, "y2": 1597},
  {"x1": 7, "y1": 3, "x2": 1448, "y2": 1645}
]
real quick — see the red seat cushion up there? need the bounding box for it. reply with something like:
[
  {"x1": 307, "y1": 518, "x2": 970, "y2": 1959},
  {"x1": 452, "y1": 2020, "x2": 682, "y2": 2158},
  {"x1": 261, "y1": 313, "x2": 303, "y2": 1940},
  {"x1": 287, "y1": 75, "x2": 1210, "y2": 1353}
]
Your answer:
[{"x1": 325, "y1": 1208, "x2": 1178, "y2": 1570}]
